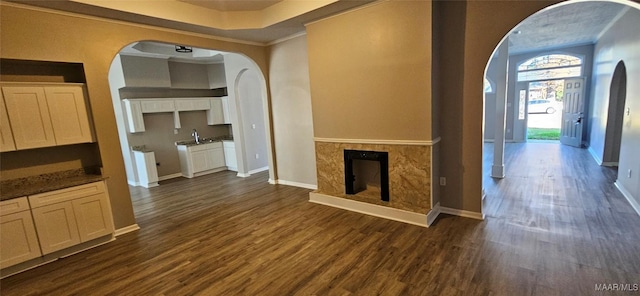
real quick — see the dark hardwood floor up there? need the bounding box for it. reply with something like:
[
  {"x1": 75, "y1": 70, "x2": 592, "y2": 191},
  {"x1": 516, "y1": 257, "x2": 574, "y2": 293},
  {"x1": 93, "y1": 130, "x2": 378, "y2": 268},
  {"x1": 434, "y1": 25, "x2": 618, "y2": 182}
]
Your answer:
[{"x1": 3, "y1": 143, "x2": 640, "y2": 295}]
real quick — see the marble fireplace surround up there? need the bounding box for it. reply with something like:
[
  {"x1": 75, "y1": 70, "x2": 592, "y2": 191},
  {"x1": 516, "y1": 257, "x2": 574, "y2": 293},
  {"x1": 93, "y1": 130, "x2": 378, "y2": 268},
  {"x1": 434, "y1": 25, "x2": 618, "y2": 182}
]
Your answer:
[{"x1": 310, "y1": 139, "x2": 438, "y2": 227}]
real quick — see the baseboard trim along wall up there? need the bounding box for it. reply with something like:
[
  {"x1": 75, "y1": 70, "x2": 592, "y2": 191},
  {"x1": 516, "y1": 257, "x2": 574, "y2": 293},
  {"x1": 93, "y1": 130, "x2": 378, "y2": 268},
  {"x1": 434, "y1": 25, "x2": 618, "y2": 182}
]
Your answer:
[
  {"x1": 114, "y1": 224, "x2": 141, "y2": 237},
  {"x1": 249, "y1": 166, "x2": 269, "y2": 174},
  {"x1": 615, "y1": 181, "x2": 640, "y2": 217},
  {"x1": 440, "y1": 206, "x2": 485, "y2": 220},
  {"x1": 158, "y1": 173, "x2": 182, "y2": 182},
  {"x1": 588, "y1": 146, "x2": 604, "y2": 165},
  {"x1": 427, "y1": 203, "x2": 441, "y2": 226},
  {"x1": 275, "y1": 179, "x2": 318, "y2": 190},
  {"x1": 309, "y1": 192, "x2": 432, "y2": 227}
]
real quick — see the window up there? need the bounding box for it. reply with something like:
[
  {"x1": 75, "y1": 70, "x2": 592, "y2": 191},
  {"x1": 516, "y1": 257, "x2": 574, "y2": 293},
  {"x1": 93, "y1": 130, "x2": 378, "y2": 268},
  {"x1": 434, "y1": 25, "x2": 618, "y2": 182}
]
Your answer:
[{"x1": 517, "y1": 54, "x2": 582, "y2": 82}]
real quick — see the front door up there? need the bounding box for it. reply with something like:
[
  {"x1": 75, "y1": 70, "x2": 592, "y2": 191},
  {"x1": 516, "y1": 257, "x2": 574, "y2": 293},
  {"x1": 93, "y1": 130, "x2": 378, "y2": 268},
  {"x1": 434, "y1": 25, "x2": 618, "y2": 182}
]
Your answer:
[{"x1": 560, "y1": 78, "x2": 585, "y2": 147}]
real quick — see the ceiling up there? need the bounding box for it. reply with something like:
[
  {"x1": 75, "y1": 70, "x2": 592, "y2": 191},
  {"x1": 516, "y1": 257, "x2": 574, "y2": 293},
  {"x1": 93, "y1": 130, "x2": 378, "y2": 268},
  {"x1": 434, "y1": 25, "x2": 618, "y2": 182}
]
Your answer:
[
  {"x1": 509, "y1": 1, "x2": 629, "y2": 54},
  {"x1": 6, "y1": 0, "x2": 633, "y2": 52},
  {"x1": 177, "y1": 0, "x2": 283, "y2": 11}
]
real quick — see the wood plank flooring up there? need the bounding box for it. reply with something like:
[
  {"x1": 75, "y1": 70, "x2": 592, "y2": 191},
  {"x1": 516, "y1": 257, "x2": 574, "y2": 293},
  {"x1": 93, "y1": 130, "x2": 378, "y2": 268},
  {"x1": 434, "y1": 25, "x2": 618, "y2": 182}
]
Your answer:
[{"x1": 2, "y1": 143, "x2": 640, "y2": 295}]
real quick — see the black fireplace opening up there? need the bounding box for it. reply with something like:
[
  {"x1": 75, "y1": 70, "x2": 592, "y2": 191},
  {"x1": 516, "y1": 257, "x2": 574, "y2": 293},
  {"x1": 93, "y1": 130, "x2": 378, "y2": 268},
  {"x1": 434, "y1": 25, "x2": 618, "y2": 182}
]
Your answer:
[{"x1": 344, "y1": 149, "x2": 389, "y2": 202}]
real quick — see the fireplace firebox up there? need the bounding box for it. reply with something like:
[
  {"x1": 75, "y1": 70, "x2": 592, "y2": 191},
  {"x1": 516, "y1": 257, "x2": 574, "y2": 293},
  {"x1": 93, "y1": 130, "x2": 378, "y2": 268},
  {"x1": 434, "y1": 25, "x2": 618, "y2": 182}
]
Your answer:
[{"x1": 344, "y1": 149, "x2": 389, "y2": 202}]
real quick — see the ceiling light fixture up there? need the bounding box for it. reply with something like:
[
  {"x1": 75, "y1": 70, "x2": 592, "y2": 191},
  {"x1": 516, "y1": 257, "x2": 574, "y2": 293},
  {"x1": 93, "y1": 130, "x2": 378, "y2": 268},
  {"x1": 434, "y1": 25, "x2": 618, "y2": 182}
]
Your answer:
[{"x1": 175, "y1": 45, "x2": 193, "y2": 53}]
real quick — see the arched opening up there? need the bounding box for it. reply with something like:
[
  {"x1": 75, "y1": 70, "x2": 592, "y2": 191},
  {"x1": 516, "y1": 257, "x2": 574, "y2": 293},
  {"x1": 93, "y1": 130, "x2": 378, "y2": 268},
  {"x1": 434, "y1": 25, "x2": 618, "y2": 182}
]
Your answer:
[
  {"x1": 602, "y1": 61, "x2": 627, "y2": 165},
  {"x1": 481, "y1": 0, "x2": 640, "y2": 217},
  {"x1": 107, "y1": 41, "x2": 275, "y2": 216}
]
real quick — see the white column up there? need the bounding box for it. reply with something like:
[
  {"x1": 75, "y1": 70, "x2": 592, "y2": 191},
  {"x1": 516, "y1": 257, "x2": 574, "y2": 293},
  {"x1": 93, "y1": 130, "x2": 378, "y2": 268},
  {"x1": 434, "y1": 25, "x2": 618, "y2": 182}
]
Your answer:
[{"x1": 492, "y1": 39, "x2": 509, "y2": 178}]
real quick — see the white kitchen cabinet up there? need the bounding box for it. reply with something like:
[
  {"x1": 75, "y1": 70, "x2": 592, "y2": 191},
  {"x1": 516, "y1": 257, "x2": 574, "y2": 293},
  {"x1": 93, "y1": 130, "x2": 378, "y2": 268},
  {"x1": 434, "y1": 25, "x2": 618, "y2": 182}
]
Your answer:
[
  {"x1": 223, "y1": 140, "x2": 237, "y2": 171},
  {"x1": 29, "y1": 181, "x2": 114, "y2": 255},
  {"x1": 221, "y1": 97, "x2": 231, "y2": 124},
  {"x1": 207, "y1": 97, "x2": 231, "y2": 125},
  {"x1": 175, "y1": 98, "x2": 211, "y2": 111},
  {"x1": 140, "y1": 99, "x2": 175, "y2": 113},
  {"x1": 2, "y1": 84, "x2": 94, "y2": 149},
  {"x1": 133, "y1": 150, "x2": 159, "y2": 188},
  {"x1": 0, "y1": 92, "x2": 16, "y2": 152},
  {"x1": 177, "y1": 142, "x2": 226, "y2": 178},
  {"x1": 44, "y1": 86, "x2": 94, "y2": 145},
  {"x1": 0, "y1": 197, "x2": 42, "y2": 268},
  {"x1": 122, "y1": 99, "x2": 145, "y2": 133},
  {"x1": 31, "y1": 201, "x2": 81, "y2": 255},
  {"x1": 2, "y1": 86, "x2": 56, "y2": 149}
]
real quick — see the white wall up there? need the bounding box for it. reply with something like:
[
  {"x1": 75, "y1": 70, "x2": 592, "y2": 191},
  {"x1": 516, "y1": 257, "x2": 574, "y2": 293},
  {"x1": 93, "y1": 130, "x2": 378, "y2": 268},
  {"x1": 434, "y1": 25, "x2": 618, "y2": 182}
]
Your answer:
[
  {"x1": 223, "y1": 53, "x2": 272, "y2": 177},
  {"x1": 108, "y1": 54, "x2": 138, "y2": 185},
  {"x1": 589, "y1": 8, "x2": 640, "y2": 209},
  {"x1": 268, "y1": 34, "x2": 317, "y2": 188}
]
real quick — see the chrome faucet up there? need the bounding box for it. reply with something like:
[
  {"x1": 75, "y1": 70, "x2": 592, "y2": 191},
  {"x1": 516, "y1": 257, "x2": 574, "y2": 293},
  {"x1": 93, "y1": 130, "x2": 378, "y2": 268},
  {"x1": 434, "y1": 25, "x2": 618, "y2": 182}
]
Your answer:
[{"x1": 191, "y1": 129, "x2": 200, "y2": 144}]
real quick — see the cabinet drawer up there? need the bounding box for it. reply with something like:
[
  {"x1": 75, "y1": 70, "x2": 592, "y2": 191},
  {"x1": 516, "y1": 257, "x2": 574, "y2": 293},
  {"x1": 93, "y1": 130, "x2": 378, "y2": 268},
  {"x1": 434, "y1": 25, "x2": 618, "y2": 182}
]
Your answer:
[
  {"x1": 29, "y1": 181, "x2": 105, "y2": 208},
  {"x1": 0, "y1": 197, "x2": 30, "y2": 216}
]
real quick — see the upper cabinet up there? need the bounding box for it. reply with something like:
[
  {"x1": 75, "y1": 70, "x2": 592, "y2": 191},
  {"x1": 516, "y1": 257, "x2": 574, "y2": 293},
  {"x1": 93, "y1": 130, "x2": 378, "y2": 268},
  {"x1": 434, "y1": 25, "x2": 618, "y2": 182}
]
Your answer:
[
  {"x1": 120, "y1": 55, "x2": 172, "y2": 88},
  {"x1": 207, "y1": 97, "x2": 231, "y2": 125},
  {"x1": 1, "y1": 84, "x2": 95, "y2": 150},
  {"x1": 0, "y1": 91, "x2": 17, "y2": 152}
]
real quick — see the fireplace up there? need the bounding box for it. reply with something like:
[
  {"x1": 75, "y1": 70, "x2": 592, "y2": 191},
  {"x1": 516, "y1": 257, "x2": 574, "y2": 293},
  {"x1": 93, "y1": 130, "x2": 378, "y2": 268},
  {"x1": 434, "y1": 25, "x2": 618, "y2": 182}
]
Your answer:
[{"x1": 344, "y1": 149, "x2": 389, "y2": 202}]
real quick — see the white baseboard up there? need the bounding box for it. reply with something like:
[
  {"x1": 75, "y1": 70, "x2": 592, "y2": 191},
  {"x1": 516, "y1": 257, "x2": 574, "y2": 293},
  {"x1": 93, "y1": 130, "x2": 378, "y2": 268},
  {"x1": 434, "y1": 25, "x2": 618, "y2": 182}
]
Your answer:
[
  {"x1": 114, "y1": 224, "x2": 140, "y2": 236},
  {"x1": 237, "y1": 173, "x2": 250, "y2": 178},
  {"x1": 426, "y1": 202, "x2": 441, "y2": 226},
  {"x1": 588, "y1": 146, "x2": 604, "y2": 165},
  {"x1": 268, "y1": 178, "x2": 277, "y2": 185},
  {"x1": 440, "y1": 206, "x2": 485, "y2": 220},
  {"x1": 309, "y1": 192, "x2": 429, "y2": 227},
  {"x1": 158, "y1": 173, "x2": 182, "y2": 181},
  {"x1": 249, "y1": 166, "x2": 269, "y2": 174},
  {"x1": 615, "y1": 181, "x2": 640, "y2": 217},
  {"x1": 127, "y1": 180, "x2": 139, "y2": 187},
  {"x1": 275, "y1": 179, "x2": 318, "y2": 190}
]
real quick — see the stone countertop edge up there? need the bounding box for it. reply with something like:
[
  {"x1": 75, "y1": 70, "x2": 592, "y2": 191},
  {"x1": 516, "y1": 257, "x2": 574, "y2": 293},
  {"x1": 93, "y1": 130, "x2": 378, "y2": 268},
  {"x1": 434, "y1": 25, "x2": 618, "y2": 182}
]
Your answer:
[
  {"x1": 0, "y1": 175, "x2": 107, "y2": 201},
  {"x1": 175, "y1": 137, "x2": 234, "y2": 147}
]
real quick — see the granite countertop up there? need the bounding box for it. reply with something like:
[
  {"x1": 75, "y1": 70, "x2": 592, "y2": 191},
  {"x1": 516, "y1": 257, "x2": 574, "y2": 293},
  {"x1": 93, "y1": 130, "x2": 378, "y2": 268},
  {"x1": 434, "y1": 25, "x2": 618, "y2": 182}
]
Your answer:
[
  {"x1": 0, "y1": 168, "x2": 107, "y2": 201},
  {"x1": 175, "y1": 135, "x2": 234, "y2": 146}
]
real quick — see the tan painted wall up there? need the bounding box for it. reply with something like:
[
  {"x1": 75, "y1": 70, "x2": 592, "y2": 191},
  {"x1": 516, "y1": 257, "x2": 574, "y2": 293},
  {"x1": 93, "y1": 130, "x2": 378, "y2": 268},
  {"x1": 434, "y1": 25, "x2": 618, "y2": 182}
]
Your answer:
[
  {"x1": 306, "y1": 0, "x2": 433, "y2": 141},
  {"x1": 0, "y1": 3, "x2": 269, "y2": 229},
  {"x1": 267, "y1": 35, "x2": 317, "y2": 186}
]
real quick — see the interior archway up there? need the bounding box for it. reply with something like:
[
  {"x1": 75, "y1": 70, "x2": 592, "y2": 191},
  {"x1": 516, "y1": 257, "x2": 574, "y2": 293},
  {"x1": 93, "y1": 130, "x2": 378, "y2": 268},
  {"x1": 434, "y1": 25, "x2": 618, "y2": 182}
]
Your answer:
[{"x1": 602, "y1": 61, "x2": 627, "y2": 165}]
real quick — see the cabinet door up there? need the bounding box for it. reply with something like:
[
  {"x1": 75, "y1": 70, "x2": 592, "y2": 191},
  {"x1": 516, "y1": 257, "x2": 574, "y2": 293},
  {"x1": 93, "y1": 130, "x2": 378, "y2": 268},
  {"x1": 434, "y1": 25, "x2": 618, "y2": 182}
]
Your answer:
[
  {"x1": 44, "y1": 86, "x2": 94, "y2": 145},
  {"x1": 224, "y1": 146, "x2": 237, "y2": 170},
  {"x1": 221, "y1": 97, "x2": 231, "y2": 124},
  {"x1": 0, "y1": 92, "x2": 16, "y2": 152},
  {"x1": 207, "y1": 147, "x2": 226, "y2": 169},
  {"x1": 0, "y1": 211, "x2": 42, "y2": 268},
  {"x1": 2, "y1": 86, "x2": 56, "y2": 149},
  {"x1": 207, "y1": 98, "x2": 225, "y2": 125},
  {"x1": 31, "y1": 202, "x2": 81, "y2": 255},
  {"x1": 190, "y1": 150, "x2": 210, "y2": 173},
  {"x1": 123, "y1": 99, "x2": 145, "y2": 133},
  {"x1": 72, "y1": 194, "x2": 114, "y2": 242}
]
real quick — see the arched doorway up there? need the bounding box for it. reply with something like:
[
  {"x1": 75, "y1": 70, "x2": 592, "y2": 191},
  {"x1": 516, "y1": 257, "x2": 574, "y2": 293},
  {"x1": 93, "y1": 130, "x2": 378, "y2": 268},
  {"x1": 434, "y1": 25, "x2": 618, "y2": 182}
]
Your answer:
[
  {"x1": 602, "y1": 61, "x2": 627, "y2": 166},
  {"x1": 107, "y1": 41, "x2": 275, "y2": 197},
  {"x1": 481, "y1": 0, "x2": 640, "y2": 215}
]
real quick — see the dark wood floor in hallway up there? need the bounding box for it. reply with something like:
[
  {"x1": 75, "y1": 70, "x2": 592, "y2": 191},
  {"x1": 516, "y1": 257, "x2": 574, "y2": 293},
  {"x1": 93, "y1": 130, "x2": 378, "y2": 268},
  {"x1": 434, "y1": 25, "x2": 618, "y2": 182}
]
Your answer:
[{"x1": 2, "y1": 142, "x2": 640, "y2": 295}]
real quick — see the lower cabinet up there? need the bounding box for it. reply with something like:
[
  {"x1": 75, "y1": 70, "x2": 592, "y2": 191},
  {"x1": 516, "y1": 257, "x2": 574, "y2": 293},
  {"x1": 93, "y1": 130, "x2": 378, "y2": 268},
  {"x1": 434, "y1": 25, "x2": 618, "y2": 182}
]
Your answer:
[
  {"x1": 0, "y1": 197, "x2": 42, "y2": 269},
  {"x1": 223, "y1": 140, "x2": 237, "y2": 172},
  {"x1": 29, "y1": 181, "x2": 114, "y2": 255},
  {"x1": 177, "y1": 142, "x2": 226, "y2": 178}
]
